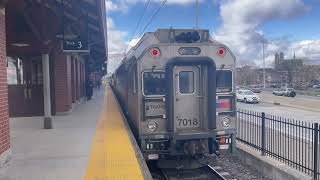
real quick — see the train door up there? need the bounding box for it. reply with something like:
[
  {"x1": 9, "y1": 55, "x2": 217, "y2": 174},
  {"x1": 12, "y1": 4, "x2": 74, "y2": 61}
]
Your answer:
[{"x1": 173, "y1": 66, "x2": 202, "y2": 131}]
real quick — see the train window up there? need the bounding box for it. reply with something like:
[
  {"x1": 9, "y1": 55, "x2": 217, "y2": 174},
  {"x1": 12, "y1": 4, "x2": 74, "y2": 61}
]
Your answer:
[
  {"x1": 143, "y1": 72, "x2": 165, "y2": 96},
  {"x1": 129, "y1": 65, "x2": 137, "y2": 94},
  {"x1": 179, "y1": 71, "x2": 194, "y2": 94},
  {"x1": 133, "y1": 67, "x2": 137, "y2": 93},
  {"x1": 217, "y1": 70, "x2": 233, "y2": 93}
]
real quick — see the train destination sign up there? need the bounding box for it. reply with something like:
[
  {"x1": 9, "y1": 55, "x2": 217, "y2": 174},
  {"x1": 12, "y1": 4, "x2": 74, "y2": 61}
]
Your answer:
[
  {"x1": 145, "y1": 101, "x2": 165, "y2": 116},
  {"x1": 62, "y1": 39, "x2": 89, "y2": 53}
]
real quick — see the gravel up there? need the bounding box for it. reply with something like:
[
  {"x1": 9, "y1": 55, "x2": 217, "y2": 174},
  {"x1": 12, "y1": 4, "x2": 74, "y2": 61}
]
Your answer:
[
  {"x1": 208, "y1": 153, "x2": 272, "y2": 180},
  {"x1": 150, "y1": 153, "x2": 272, "y2": 180}
]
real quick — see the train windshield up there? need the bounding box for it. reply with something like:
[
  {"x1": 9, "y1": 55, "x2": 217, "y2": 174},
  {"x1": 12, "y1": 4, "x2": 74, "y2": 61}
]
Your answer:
[
  {"x1": 216, "y1": 70, "x2": 232, "y2": 93},
  {"x1": 143, "y1": 72, "x2": 166, "y2": 96}
]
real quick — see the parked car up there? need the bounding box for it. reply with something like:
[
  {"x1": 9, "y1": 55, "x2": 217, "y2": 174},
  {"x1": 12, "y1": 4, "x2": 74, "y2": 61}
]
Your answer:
[
  {"x1": 313, "y1": 84, "x2": 320, "y2": 89},
  {"x1": 273, "y1": 88, "x2": 296, "y2": 97},
  {"x1": 249, "y1": 85, "x2": 262, "y2": 93},
  {"x1": 272, "y1": 88, "x2": 283, "y2": 96},
  {"x1": 236, "y1": 89, "x2": 260, "y2": 103},
  {"x1": 270, "y1": 84, "x2": 281, "y2": 88}
]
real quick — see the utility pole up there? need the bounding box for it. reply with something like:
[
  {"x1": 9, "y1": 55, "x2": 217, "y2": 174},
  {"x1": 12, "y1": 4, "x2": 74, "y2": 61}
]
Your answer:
[
  {"x1": 196, "y1": 0, "x2": 199, "y2": 30},
  {"x1": 262, "y1": 40, "x2": 266, "y2": 89}
]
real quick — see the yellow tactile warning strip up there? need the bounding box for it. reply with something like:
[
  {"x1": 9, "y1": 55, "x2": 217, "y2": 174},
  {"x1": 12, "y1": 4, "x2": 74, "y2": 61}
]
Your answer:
[{"x1": 84, "y1": 87, "x2": 144, "y2": 180}]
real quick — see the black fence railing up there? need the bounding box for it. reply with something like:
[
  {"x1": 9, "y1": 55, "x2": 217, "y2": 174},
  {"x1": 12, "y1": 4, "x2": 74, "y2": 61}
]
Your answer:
[{"x1": 237, "y1": 109, "x2": 320, "y2": 180}]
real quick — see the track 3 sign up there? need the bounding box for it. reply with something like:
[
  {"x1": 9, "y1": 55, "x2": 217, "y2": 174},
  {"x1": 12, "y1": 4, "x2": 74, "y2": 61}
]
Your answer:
[{"x1": 62, "y1": 39, "x2": 89, "y2": 53}]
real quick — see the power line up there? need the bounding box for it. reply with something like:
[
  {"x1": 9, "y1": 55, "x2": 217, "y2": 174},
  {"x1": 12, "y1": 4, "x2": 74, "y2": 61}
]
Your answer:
[
  {"x1": 127, "y1": 0, "x2": 167, "y2": 53},
  {"x1": 139, "y1": 0, "x2": 167, "y2": 38},
  {"x1": 124, "y1": 0, "x2": 151, "y2": 53}
]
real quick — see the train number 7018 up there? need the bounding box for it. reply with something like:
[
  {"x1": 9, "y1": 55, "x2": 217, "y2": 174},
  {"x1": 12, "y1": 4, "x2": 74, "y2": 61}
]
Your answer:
[{"x1": 177, "y1": 118, "x2": 199, "y2": 127}]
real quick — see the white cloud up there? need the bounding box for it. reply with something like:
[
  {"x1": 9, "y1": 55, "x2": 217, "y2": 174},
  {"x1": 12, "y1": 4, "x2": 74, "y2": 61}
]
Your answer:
[
  {"x1": 115, "y1": 0, "x2": 200, "y2": 5},
  {"x1": 288, "y1": 40, "x2": 320, "y2": 61},
  {"x1": 107, "y1": 17, "x2": 127, "y2": 73},
  {"x1": 107, "y1": 35, "x2": 143, "y2": 73},
  {"x1": 127, "y1": 36, "x2": 142, "y2": 50},
  {"x1": 165, "y1": 0, "x2": 202, "y2": 4},
  {"x1": 214, "y1": 0, "x2": 313, "y2": 66},
  {"x1": 249, "y1": 39, "x2": 320, "y2": 67},
  {"x1": 108, "y1": 53, "x2": 125, "y2": 73},
  {"x1": 106, "y1": 17, "x2": 142, "y2": 73},
  {"x1": 106, "y1": 1, "x2": 120, "y2": 12},
  {"x1": 107, "y1": 17, "x2": 127, "y2": 54},
  {"x1": 105, "y1": 0, "x2": 199, "y2": 72},
  {"x1": 106, "y1": 0, "x2": 320, "y2": 72}
]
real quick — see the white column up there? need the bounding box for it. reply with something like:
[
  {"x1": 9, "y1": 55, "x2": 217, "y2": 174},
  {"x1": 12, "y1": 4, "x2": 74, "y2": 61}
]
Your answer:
[{"x1": 42, "y1": 53, "x2": 52, "y2": 129}]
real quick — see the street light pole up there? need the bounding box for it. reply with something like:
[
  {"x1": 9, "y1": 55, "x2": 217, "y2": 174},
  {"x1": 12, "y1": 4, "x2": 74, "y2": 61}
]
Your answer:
[
  {"x1": 196, "y1": 0, "x2": 198, "y2": 30},
  {"x1": 263, "y1": 40, "x2": 266, "y2": 89}
]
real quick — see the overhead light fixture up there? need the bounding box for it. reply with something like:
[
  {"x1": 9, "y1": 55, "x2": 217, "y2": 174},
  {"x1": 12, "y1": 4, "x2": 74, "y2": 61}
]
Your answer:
[
  {"x1": 44, "y1": 40, "x2": 51, "y2": 45},
  {"x1": 11, "y1": 43, "x2": 30, "y2": 47},
  {"x1": 55, "y1": 34, "x2": 78, "y2": 39}
]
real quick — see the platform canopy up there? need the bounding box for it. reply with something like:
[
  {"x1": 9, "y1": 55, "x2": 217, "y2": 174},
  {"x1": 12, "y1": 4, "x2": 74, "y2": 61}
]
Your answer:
[{"x1": 5, "y1": 0, "x2": 108, "y2": 72}]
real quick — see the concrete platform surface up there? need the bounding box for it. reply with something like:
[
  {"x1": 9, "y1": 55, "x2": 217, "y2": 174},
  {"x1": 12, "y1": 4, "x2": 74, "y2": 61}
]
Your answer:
[
  {"x1": 0, "y1": 90, "x2": 105, "y2": 180},
  {"x1": 84, "y1": 87, "x2": 151, "y2": 180}
]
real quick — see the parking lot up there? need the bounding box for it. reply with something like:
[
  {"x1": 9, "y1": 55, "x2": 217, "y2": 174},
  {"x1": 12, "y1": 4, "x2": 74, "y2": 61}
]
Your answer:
[{"x1": 237, "y1": 100, "x2": 320, "y2": 123}]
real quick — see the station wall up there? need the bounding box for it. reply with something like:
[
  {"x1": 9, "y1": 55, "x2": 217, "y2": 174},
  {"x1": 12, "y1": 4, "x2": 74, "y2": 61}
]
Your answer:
[
  {"x1": 54, "y1": 50, "x2": 86, "y2": 114},
  {"x1": 0, "y1": 8, "x2": 10, "y2": 163},
  {"x1": 54, "y1": 48, "x2": 73, "y2": 113}
]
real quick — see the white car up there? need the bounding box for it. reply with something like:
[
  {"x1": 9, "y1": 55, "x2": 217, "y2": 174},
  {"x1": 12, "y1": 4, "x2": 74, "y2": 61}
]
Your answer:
[
  {"x1": 236, "y1": 90, "x2": 260, "y2": 103},
  {"x1": 313, "y1": 84, "x2": 320, "y2": 89}
]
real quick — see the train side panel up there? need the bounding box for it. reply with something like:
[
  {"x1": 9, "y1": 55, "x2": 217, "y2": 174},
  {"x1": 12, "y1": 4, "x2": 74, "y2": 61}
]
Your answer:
[{"x1": 126, "y1": 62, "x2": 141, "y2": 137}]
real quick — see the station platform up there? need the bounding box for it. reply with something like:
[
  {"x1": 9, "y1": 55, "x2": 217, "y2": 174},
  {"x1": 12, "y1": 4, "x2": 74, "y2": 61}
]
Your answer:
[
  {"x1": 84, "y1": 86, "x2": 152, "y2": 180},
  {"x1": 0, "y1": 87, "x2": 151, "y2": 180}
]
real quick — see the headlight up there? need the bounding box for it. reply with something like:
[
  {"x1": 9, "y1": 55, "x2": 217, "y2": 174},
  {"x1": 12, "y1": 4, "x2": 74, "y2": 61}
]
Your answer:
[
  {"x1": 221, "y1": 117, "x2": 231, "y2": 127},
  {"x1": 147, "y1": 121, "x2": 157, "y2": 132}
]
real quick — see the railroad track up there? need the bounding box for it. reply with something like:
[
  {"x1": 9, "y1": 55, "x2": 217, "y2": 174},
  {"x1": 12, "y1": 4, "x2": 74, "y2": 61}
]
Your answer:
[{"x1": 159, "y1": 165, "x2": 231, "y2": 180}]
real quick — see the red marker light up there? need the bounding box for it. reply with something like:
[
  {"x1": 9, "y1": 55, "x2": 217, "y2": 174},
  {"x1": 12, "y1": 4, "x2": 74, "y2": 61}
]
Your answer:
[
  {"x1": 217, "y1": 47, "x2": 226, "y2": 56},
  {"x1": 150, "y1": 48, "x2": 161, "y2": 57},
  {"x1": 152, "y1": 49, "x2": 159, "y2": 56},
  {"x1": 219, "y1": 137, "x2": 226, "y2": 144}
]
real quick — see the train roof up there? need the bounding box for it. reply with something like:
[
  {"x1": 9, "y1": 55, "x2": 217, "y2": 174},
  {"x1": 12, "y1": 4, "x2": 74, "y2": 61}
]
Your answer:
[
  {"x1": 125, "y1": 29, "x2": 223, "y2": 56},
  {"x1": 116, "y1": 29, "x2": 233, "y2": 70}
]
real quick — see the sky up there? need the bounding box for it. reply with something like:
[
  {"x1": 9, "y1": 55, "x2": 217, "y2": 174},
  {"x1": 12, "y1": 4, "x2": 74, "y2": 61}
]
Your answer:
[{"x1": 106, "y1": 0, "x2": 320, "y2": 72}]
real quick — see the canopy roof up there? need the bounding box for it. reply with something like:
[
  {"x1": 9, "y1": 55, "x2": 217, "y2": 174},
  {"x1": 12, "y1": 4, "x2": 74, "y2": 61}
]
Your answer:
[{"x1": 5, "y1": 0, "x2": 107, "y2": 71}]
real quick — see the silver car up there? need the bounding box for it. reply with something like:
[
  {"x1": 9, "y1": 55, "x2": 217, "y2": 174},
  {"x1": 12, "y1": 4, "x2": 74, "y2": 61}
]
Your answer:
[{"x1": 273, "y1": 88, "x2": 296, "y2": 97}]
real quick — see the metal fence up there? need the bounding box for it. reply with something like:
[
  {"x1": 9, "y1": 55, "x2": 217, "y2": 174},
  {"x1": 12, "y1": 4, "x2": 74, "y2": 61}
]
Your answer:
[{"x1": 237, "y1": 109, "x2": 320, "y2": 179}]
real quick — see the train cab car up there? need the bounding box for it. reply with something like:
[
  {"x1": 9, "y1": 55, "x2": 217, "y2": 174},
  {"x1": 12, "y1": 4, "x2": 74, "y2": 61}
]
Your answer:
[{"x1": 111, "y1": 29, "x2": 237, "y2": 163}]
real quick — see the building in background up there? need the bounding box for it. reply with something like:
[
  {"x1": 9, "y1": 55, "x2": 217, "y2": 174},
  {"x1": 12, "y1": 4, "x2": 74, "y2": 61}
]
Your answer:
[
  {"x1": 275, "y1": 52, "x2": 303, "y2": 71},
  {"x1": 237, "y1": 52, "x2": 320, "y2": 89}
]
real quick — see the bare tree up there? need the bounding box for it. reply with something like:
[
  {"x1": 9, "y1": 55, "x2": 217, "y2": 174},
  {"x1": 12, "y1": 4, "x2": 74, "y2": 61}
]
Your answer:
[{"x1": 236, "y1": 65, "x2": 257, "y2": 86}]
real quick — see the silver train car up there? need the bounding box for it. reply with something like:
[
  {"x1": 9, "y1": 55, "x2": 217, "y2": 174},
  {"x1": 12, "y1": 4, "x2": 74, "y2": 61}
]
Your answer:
[{"x1": 111, "y1": 29, "x2": 237, "y2": 164}]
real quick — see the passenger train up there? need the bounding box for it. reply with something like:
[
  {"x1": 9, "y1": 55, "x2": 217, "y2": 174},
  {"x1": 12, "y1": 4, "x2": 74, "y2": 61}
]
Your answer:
[{"x1": 110, "y1": 29, "x2": 237, "y2": 168}]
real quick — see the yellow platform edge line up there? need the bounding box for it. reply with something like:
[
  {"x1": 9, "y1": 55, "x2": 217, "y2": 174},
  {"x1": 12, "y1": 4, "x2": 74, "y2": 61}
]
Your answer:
[{"x1": 84, "y1": 86, "x2": 144, "y2": 180}]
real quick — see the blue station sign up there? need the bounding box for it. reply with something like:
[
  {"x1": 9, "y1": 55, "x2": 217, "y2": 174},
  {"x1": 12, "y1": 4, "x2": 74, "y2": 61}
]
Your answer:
[{"x1": 62, "y1": 39, "x2": 90, "y2": 53}]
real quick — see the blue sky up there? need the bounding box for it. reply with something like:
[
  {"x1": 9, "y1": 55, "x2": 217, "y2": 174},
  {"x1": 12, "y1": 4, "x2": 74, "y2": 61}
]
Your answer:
[
  {"x1": 110, "y1": 1, "x2": 220, "y2": 34},
  {"x1": 106, "y1": 0, "x2": 320, "y2": 71},
  {"x1": 261, "y1": 0, "x2": 320, "y2": 41}
]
